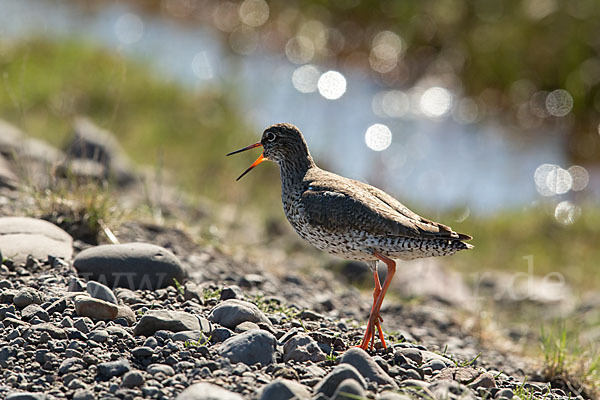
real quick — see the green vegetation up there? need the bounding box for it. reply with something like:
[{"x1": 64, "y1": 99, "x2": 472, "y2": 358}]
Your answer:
[
  {"x1": 0, "y1": 39, "x2": 280, "y2": 207},
  {"x1": 539, "y1": 322, "x2": 600, "y2": 398}
]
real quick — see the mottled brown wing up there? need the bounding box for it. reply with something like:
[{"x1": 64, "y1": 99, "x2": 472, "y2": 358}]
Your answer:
[{"x1": 301, "y1": 171, "x2": 472, "y2": 240}]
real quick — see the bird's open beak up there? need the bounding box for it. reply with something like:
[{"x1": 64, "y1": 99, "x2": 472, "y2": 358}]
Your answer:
[{"x1": 226, "y1": 142, "x2": 266, "y2": 181}]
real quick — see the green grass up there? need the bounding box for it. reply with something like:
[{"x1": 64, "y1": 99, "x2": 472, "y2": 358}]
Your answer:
[{"x1": 0, "y1": 38, "x2": 280, "y2": 207}]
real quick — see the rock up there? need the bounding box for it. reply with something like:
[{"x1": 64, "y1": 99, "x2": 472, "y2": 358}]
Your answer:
[
  {"x1": 13, "y1": 287, "x2": 44, "y2": 308},
  {"x1": 177, "y1": 382, "x2": 243, "y2": 400},
  {"x1": 31, "y1": 323, "x2": 67, "y2": 339},
  {"x1": 147, "y1": 364, "x2": 174, "y2": 377},
  {"x1": 331, "y1": 378, "x2": 366, "y2": 400},
  {"x1": 73, "y1": 243, "x2": 186, "y2": 290},
  {"x1": 235, "y1": 321, "x2": 260, "y2": 333},
  {"x1": 172, "y1": 330, "x2": 205, "y2": 343},
  {"x1": 219, "y1": 330, "x2": 276, "y2": 366},
  {"x1": 468, "y1": 372, "x2": 496, "y2": 390},
  {"x1": 0, "y1": 217, "x2": 73, "y2": 264},
  {"x1": 436, "y1": 368, "x2": 480, "y2": 383},
  {"x1": 132, "y1": 346, "x2": 154, "y2": 358},
  {"x1": 258, "y1": 378, "x2": 311, "y2": 400},
  {"x1": 495, "y1": 388, "x2": 514, "y2": 399},
  {"x1": 282, "y1": 333, "x2": 327, "y2": 363},
  {"x1": 68, "y1": 278, "x2": 86, "y2": 292},
  {"x1": 72, "y1": 390, "x2": 95, "y2": 400},
  {"x1": 114, "y1": 287, "x2": 143, "y2": 304},
  {"x1": 20, "y1": 304, "x2": 50, "y2": 322},
  {"x1": 183, "y1": 282, "x2": 204, "y2": 303},
  {"x1": 314, "y1": 364, "x2": 367, "y2": 398},
  {"x1": 220, "y1": 285, "x2": 243, "y2": 300},
  {"x1": 121, "y1": 370, "x2": 144, "y2": 388},
  {"x1": 86, "y1": 281, "x2": 118, "y2": 304},
  {"x1": 97, "y1": 359, "x2": 130, "y2": 379},
  {"x1": 58, "y1": 357, "x2": 86, "y2": 374},
  {"x1": 89, "y1": 329, "x2": 110, "y2": 343},
  {"x1": 395, "y1": 348, "x2": 423, "y2": 366},
  {"x1": 0, "y1": 154, "x2": 18, "y2": 189},
  {"x1": 378, "y1": 392, "x2": 414, "y2": 400},
  {"x1": 339, "y1": 348, "x2": 398, "y2": 388},
  {"x1": 428, "y1": 381, "x2": 475, "y2": 400},
  {"x1": 209, "y1": 299, "x2": 271, "y2": 329},
  {"x1": 134, "y1": 310, "x2": 201, "y2": 336},
  {"x1": 74, "y1": 296, "x2": 118, "y2": 320},
  {"x1": 65, "y1": 117, "x2": 137, "y2": 185},
  {"x1": 6, "y1": 392, "x2": 47, "y2": 400}
]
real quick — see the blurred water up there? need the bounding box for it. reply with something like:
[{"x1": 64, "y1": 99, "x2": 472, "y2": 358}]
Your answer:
[{"x1": 0, "y1": 0, "x2": 568, "y2": 214}]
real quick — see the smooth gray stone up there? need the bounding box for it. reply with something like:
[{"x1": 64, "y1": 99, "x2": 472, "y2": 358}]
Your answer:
[
  {"x1": 146, "y1": 364, "x2": 174, "y2": 376},
  {"x1": 30, "y1": 323, "x2": 67, "y2": 339},
  {"x1": 172, "y1": 330, "x2": 205, "y2": 343},
  {"x1": 86, "y1": 281, "x2": 118, "y2": 304},
  {"x1": 314, "y1": 364, "x2": 367, "y2": 398},
  {"x1": 133, "y1": 310, "x2": 200, "y2": 336},
  {"x1": 219, "y1": 330, "x2": 276, "y2": 366},
  {"x1": 428, "y1": 381, "x2": 475, "y2": 400},
  {"x1": 20, "y1": 304, "x2": 49, "y2": 322},
  {"x1": 331, "y1": 378, "x2": 366, "y2": 400},
  {"x1": 13, "y1": 287, "x2": 44, "y2": 308},
  {"x1": 97, "y1": 359, "x2": 131, "y2": 379},
  {"x1": 339, "y1": 347, "x2": 398, "y2": 388},
  {"x1": 258, "y1": 378, "x2": 311, "y2": 400},
  {"x1": 6, "y1": 392, "x2": 47, "y2": 400},
  {"x1": 73, "y1": 243, "x2": 186, "y2": 290},
  {"x1": 72, "y1": 390, "x2": 95, "y2": 400},
  {"x1": 177, "y1": 382, "x2": 243, "y2": 400},
  {"x1": 121, "y1": 370, "x2": 144, "y2": 388},
  {"x1": 89, "y1": 329, "x2": 109, "y2": 343},
  {"x1": 283, "y1": 333, "x2": 326, "y2": 363},
  {"x1": 0, "y1": 217, "x2": 73, "y2": 264},
  {"x1": 208, "y1": 299, "x2": 271, "y2": 329}
]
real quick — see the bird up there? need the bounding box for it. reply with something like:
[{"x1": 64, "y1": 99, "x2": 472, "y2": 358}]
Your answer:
[{"x1": 227, "y1": 123, "x2": 473, "y2": 350}]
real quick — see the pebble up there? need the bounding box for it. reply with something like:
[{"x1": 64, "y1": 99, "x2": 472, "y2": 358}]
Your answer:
[
  {"x1": 258, "y1": 378, "x2": 311, "y2": 400},
  {"x1": 0, "y1": 217, "x2": 73, "y2": 264},
  {"x1": 133, "y1": 310, "x2": 202, "y2": 336},
  {"x1": 97, "y1": 359, "x2": 131, "y2": 379},
  {"x1": 20, "y1": 304, "x2": 50, "y2": 322},
  {"x1": 147, "y1": 364, "x2": 175, "y2": 377},
  {"x1": 395, "y1": 348, "x2": 423, "y2": 366},
  {"x1": 86, "y1": 280, "x2": 118, "y2": 304},
  {"x1": 429, "y1": 381, "x2": 476, "y2": 400},
  {"x1": 495, "y1": 388, "x2": 514, "y2": 399},
  {"x1": 121, "y1": 370, "x2": 145, "y2": 388},
  {"x1": 73, "y1": 243, "x2": 187, "y2": 290},
  {"x1": 172, "y1": 330, "x2": 205, "y2": 343},
  {"x1": 468, "y1": 372, "x2": 496, "y2": 390},
  {"x1": 209, "y1": 299, "x2": 271, "y2": 329},
  {"x1": 339, "y1": 348, "x2": 398, "y2": 388},
  {"x1": 235, "y1": 321, "x2": 260, "y2": 333},
  {"x1": 72, "y1": 390, "x2": 95, "y2": 400},
  {"x1": 331, "y1": 378, "x2": 366, "y2": 400},
  {"x1": 177, "y1": 382, "x2": 243, "y2": 400},
  {"x1": 31, "y1": 323, "x2": 67, "y2": 339},
  {"x1": 313, "y1": 364, "x2": 367, "y2": 398},
  {"x1": 282, "y1": 333, "x2": 326, "y2": 363},
  {"x1": 88, "y1": 329, "x2": 110, "y2": 343},
  {"x1": 132, "y1": 346, "x2": 155, "y2": 358},
  {"x1": 13, "y1": 287, "x2": 44, "y2": 308},
  {"x1": 74, "y1": 296, "x2": 118, "y2": 320},
  {"x1": 219, "y1": 330, "x2": 277, "y2": 366},
  {"x1": 6, "y1": 392, "x2": 47, "y2": 400}
]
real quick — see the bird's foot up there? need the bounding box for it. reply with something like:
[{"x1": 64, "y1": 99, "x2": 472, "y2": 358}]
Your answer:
[{"x1": 357, "y1": 314, "x2": 387, "y2": 351}]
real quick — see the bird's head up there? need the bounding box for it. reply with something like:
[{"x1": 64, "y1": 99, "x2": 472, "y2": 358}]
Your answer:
[{"x1": 227, "y1": 123, "x2": 312, "y2": 180}]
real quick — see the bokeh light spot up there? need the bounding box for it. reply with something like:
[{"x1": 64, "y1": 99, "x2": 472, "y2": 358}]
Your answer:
[
  {"x1": 546, "y1": 89, "x2": 573, "y2": 117},
  {"x1": 554, "y1": 201, "x2": 581, "y2": 225},
  {"x1": 365, "y1": 124, "x2": 392, "y2": 151},
  {"x1": 115, "y1": 13, "x2": 144, "y2": 45},
  {"x1": 229, "y1": 26, "x2": 258, "y2": 55},
  {"x1": 317, "y1": 71, "x2": 346, "y2": 100},
  {"x1": 239, "y1": 0, "x2": 269, "y2": 27},
  {"x1": 285, "y1": 36, "x2": 314, "y2": 64},
  {"x1": 567, "y1": 165, "x2": 589, "y2": 191},
  {"x1": 420, "y1": 87, "x2": 453, "y2": 118},
  {"x1": 191, "y1": 51, "x2": 213, "y2": 80},
  {"x1": 292, "y1": 65, "x2": 320, "y2": 93}
]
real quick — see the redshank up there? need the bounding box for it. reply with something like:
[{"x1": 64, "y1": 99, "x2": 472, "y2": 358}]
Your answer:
[{"x1": 227, "y1": 123, "x2": 473, "y2": 350}]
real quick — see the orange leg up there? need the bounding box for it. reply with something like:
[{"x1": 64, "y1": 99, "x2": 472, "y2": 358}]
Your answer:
[{"x1": 358, "y1": 252, "x2": 396, "y2": 350}]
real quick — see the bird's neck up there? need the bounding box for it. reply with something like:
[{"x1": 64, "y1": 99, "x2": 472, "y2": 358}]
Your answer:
[{"x1": 278, "y1": 153, "x2": 316, "y2": 186}]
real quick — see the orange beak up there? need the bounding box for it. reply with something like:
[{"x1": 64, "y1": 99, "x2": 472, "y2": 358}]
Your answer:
[{"x1": 226, "y1": 142, "x2": 266, "y2": 181}]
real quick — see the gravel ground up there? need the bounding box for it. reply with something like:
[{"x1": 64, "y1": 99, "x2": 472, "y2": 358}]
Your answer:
[{"x1": 0, "y1": 118, "x2": 588, "y2": 399}]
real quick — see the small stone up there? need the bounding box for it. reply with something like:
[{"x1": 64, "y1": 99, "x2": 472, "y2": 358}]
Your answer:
[
  {"x1": 339, "y1": 348, "x2": 398, "y2": 388},
  {"x1": 86, "y1": 281, "x2": 118, "y2": 304},
  {"x1": 331, "y1": 378, "x2": 366, "y2": 400},
  {"x1": 429, "y1": 381, "x2": 475, "y2": 400},
  {"x1": 73, "y1": 318, "x2": 91, "y2": 333},
  {"x1": 172, "y1": 330, "x2": 205, "y2": 343},
  {"x1": 235, "y1": 321, "x2": 260, "y2": 333},
  {"x1": 219, "y1": 330, "x2": 276, "y2": 366},
  {"x1": 73, "y1": 243, "x2": 187, "y2": 290},
  {"x1": 121, "y1": 370, "x2": 145, "y2": 388},
  {"x1": 20, "y1": 304, "x2": 50, "y2": 322},
  {"x1": 283, "y1": 333, "x2": 327, "y2": 363},
  {"x1": 468, "y1": 372, "x2": 496, "y2": 390},
  {"x1": 395, "y1": 348, "x2": 423, "y2": 366},
  {"x1": 258, "y1": 378, "x2": 311, "y2": 400},
  {"x1": 68, "y1": 278, "x2": 86, "y2": 292},
  {"x1": 89, "y1": 329, "x2": 109, "y2": 343},
  {"x1": 74, "y1": 296, "x2": 118, "y2": 320},
  {"x1": 314, "y1": 364, "x2": 367, "y2": 398},
  {"x1": 13, "y1": 287, "x2": 44, "y2": 308},
  {"x1": 72, "y1": 390, "x2": 94, "y2": 400},
  {"x1": 220, "y1": 285, "x2": 243, "y2": 300},
  {"x1": 209, "y1": 299, "x2": 271, "y2": 329},
  {"x1": 31, "y1": 323, "x2": 67, "y2": 339},
  {"x1": 183, "y1": 282, "x2": 204, "y2": 303},
  {"x1": 495, "y1": 388, "x2": 514, "y2": 399},
  {"x1": 97, "y1": 359, "x2": 130, "y2": 379},
  {"x1": 177, "y1": 382, "x2": 243, "y2": 400},
  {"x1": 132, "y1": 346, "x2": 154, "y2": 358},
  {"x1": 211, "y1": 327, "x2": 233, "y2": 343},
  {"x1": 58, "y1": 357, "x2": 86, "y2": 374},
  {"x1": 147, "y1": 363, "x2": 174, "y2": 376},
  {"x1": 133, "y1": 310, "x2": 201, "y2": 336},
  {"x1": 6, "y1": 392, "x2": 47, "y2": 400}
]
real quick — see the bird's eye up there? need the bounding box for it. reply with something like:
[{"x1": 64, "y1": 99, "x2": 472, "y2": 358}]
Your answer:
[{"x1": 265, "y1": 131, "x2": 276, "y2": 142}]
